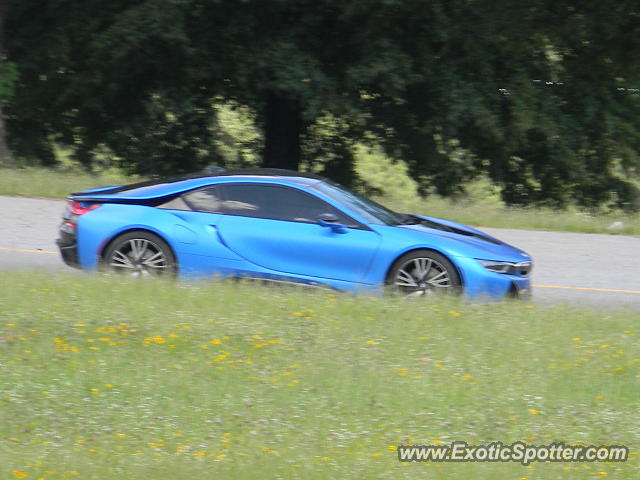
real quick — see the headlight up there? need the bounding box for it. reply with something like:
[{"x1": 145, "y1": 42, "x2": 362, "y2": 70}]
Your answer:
[{"x1": 477, "y1": 259, "x2": 532, "y2": 276}]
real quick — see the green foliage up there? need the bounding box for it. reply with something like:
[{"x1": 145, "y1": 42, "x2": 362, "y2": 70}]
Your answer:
[
  {"x1": 1, "y1": 272, "x2": 638, "y2": 479},
  {"x1": 3, "y1": 0, "x2": 640, "y2": 207},
  {"x1": 353, "y1": 143, "x2": 420, "y2": 199},
  {"x1": 212, "y1": 101, "x2": 261, "y2": 168},
  {"x1": 0, "y1": 61, "x2": 18, "y2": 101},
  {"x1": 111, "y1": 93, "x2": 221, "y2": 176},
  {"x1": 354, "y1": 1, "x2": 640, "y2": 209}
]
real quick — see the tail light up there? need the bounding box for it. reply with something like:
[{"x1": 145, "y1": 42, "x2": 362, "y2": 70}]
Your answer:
[
  {"x1": 69, "y1": 200, "x2": 101, "y2": 216},
  {"x1": 63, "y1": 200, "x2": 101, "y2": 230}
]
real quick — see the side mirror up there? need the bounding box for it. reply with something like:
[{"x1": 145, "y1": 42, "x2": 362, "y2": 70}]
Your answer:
[{"x1": 317, "y1": 213, "x2": 347, "y2": 234}]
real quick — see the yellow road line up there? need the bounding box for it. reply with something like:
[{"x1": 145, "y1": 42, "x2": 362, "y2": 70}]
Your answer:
[
  {"x1": 533, "y1": 284, "x2": 640, "y2": 295},
  {"x1": 0, "y1": 246, "x2": 58, "y2": 255}
]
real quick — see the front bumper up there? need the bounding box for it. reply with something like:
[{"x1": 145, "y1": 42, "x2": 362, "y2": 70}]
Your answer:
[
  {"x1": 507, "y1": 278, "x2": 532, "y2": 298},
  {"x1": 453, "y1": 256, "x2": 532, "y2": 299}
]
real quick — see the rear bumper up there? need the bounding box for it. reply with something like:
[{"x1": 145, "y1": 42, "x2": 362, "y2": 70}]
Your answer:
[{"x1": 57, "y1": 227, "x2": 80, "y2": 268}]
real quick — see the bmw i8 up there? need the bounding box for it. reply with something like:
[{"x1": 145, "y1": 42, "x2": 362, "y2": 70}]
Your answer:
[{"x1": 56, "y1": 168, "x2": 532, "y2": 298}]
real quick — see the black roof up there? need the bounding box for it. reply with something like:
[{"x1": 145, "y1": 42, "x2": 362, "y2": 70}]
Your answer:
[{"x1": 72, "y1": 167, "x2": 326, "y2": 197}]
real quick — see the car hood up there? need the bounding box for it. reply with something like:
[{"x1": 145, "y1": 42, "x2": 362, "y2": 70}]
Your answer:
[{"x1": 398, "y1": 214, "x2": 532, "y2": 263}]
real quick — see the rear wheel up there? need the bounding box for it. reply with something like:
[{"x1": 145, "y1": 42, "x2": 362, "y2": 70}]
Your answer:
[
  {"x1": 386, "y1": 250, "x2": 461, "y2": 297},
  {"x1": 103, "y1": 231, "x2": 176, "y2": 277}
]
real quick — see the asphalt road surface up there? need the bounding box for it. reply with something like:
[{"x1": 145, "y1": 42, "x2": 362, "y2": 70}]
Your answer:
[{"x1": 0, "y1": 195, "x2": 638, "y2": 308}]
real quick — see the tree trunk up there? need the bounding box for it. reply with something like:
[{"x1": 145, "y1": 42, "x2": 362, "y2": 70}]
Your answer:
[
  {"x1": 0, "y1": 101, "x2": 13, "y2": 167},
  {"x1": 0, "y1": 0, "x2": 14, "y2": 167},
  {"x1": 262, "y1": 91, "x2": 303, "y2": 171}
]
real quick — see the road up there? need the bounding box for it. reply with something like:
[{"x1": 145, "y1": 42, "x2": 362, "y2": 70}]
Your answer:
[
  {"x1": 0, "y1": 195, "x2": 638, "y2": 308},
  {"x1": 481, "y1": 227, "x2": 640, "y2": 307}
]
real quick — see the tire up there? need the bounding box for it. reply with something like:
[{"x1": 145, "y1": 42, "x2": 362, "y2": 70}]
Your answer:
[
  {"x1": 386, "y1": 250, "x2": 461, "y2": 297},
  {"x1": 103, "y1": 231, "x2": 177, "y2": 278}
]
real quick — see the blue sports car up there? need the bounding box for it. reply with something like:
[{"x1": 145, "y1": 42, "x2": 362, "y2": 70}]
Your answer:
[{"x1": 57, "y1": 168, "x2": 532, "y2": 298}]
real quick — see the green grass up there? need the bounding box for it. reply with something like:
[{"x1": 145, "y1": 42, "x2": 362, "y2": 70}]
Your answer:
[
  {"x1": 384, "y1": 195, "x2": 640, "y2": 235},
  {"x1": 0, "y1": 167, "x2": 139, "y2": 200},
  {"x1": 1, "y1": 272, "x2": 638, "y2": 479}
]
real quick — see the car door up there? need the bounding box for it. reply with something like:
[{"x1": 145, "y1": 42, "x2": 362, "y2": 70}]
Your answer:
[
  {"x1": 215, "y1": 183, "x2": 382, "y2": 283},
  {"x1": 157, "y1": 185, "x2": 249, "y2": 276}
]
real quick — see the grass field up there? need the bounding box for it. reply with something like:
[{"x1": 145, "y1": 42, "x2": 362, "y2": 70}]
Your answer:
[
  {"x1": 0, "y1": 167, "x2": 140, "y2": 200},
  {"x1": 1, "y1": 272, "x2": 638, "y2": 479},
  {"x1": 385, "y1": 195, "x2": 640, "y2": 236}
]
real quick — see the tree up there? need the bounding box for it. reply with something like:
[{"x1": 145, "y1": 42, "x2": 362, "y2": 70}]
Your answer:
[
  {"x1": 4, "y1": 0, "x2": 640, "y2": 208},
  {"x1": 0, "y1": 0, "x2": 15, "y2": 167}
]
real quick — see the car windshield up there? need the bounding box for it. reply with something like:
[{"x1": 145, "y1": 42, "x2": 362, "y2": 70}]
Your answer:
[{"x1": 311, "y1": 181, "x2": 406, "y2": 226}]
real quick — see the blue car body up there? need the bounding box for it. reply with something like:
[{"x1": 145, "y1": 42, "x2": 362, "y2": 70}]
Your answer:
[{"x1": 57, "y1": 169, "x2": 532, "y2": 299}]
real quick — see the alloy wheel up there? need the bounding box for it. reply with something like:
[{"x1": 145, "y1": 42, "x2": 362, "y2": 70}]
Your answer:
[
  {"x1": 109, "y1": 238, "x2": 168, "y2": 277},
  {"x1": 393, "y1": 257, "x2": 453, "y2": 297}
]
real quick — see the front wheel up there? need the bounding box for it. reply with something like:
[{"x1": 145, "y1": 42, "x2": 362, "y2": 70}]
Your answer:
[
  {"x1": 386, "y1": 250, "x2": 461, "y2": 297},
  {"x1": 103, "y1": 231, "x2": 176, "y2": 278}
]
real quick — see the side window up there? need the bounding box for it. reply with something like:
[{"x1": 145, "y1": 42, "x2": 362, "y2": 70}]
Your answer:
[
  {"x1": 183, "y1": 186, "x2": 224, "y2": 213},
  {"x1": 220, "y1": 184, "x2": 358, "y2": 226},
  {"x1": 157, "y1": 196, "x2": 191, "y2": 210}
]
